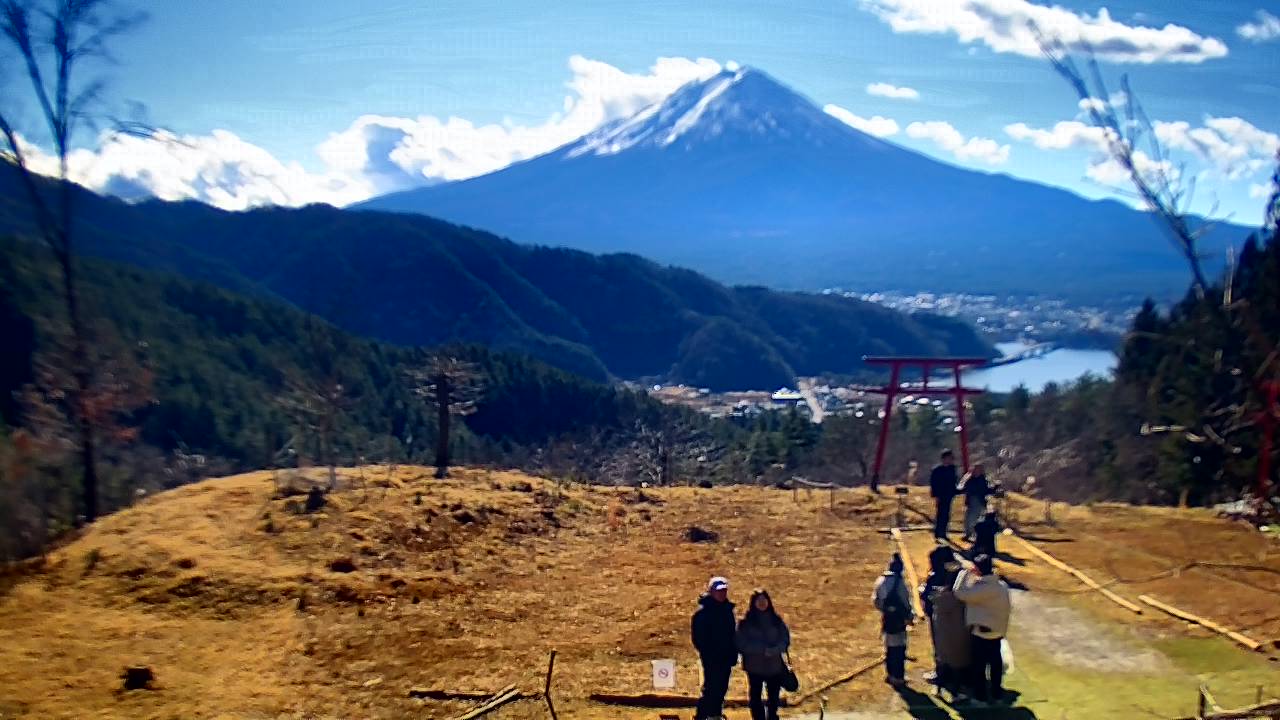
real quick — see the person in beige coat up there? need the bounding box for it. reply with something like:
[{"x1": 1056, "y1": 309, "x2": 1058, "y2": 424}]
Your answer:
[{"x1": 953, "y1": 554, "x2": 1011, "y2": 706}]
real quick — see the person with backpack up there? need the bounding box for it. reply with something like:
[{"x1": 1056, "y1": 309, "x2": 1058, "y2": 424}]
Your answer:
[
  {"x1": 736, "y1": 589, "x2": 791, "y2": 720},
  {"x1": 921, "y1": 545, "x2": 971, "y2": 700},
  {"x1": 873, "y1": 553, "x2": 916, "y2": 686},
  {"x1": 959, "y1": 463, "x2": 991, "y2": 542},
  {"x1": 929, "y1": 450, "x2": 959, "y2": 539},
  {"x1": 691, "y1": 576, "x2": 738, "y2": 720},
  {"x1": 953, "y1": 554, "x2": 1012, "y2": 706}
]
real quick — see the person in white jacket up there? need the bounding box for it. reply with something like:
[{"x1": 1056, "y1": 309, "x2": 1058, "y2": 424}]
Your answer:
[{"x1": 952, "y1": 554, "x2": 1011, "y2": 705}]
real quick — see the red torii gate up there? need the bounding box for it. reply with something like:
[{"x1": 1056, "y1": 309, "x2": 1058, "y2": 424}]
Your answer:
[{"x1": 863, "y1": 356, "x2": 987, "y2": 493}]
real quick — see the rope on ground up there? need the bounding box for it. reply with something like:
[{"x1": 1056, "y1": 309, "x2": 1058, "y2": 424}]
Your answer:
[
  {"x1": 794, "y1": 655, "x2": 886, "y2": 706},
  {"x1": 890, "y1": 527, "x2": 925, "y2": 617},
  {"x1": 1010, "y1": 534, "x2": 1144, "y2": 615},
  {"x1": 1136, "y1": 595, "x2": 1263, "y2": 653}
]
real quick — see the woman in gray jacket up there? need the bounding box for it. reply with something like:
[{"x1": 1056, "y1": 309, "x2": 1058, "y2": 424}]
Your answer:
[{"x1": 736, "y1": 589, "x2": 791, "y2": 720}]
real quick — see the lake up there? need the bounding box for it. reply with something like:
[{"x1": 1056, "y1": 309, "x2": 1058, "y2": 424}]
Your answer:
[{"x1": 961, "y1": 342, "x2": 1116, "y2": 393}]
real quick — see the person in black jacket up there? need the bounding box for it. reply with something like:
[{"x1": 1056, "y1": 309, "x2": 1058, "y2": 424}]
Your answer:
[
  {"x1": 930, "y1": 450, "x2": 959, "y2": 539},
  {"x1": 737, "y1": 589, "x2": 791, "y2": 720},
  {"x1": 973, "y1": 511, "x2": 1002, "y2": 559},
  {"x1": 692, "y1": 576, "x2": 737, "y2": 720},
  {"x1": 960, "y1": 463, "x2": 991, "y2": 542}
]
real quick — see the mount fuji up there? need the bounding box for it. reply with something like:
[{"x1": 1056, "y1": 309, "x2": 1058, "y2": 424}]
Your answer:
[{"x1": 358, "y1": 67, "x2": 1240, "y2": 301}]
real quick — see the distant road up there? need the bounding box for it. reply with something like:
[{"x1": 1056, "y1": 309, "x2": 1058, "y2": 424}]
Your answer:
[{"x1": 797, "y1": 379, "x2": 825, "y2": 424}]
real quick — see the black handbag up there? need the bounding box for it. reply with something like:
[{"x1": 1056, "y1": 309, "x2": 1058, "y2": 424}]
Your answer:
[{"x1": 780, "y1": 652, "x2": 800, "y2": 692}]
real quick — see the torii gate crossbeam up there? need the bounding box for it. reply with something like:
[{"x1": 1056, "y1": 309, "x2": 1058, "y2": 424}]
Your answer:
[{"x1": 862, "y1": 356, "x2": 987, "y2": 493}]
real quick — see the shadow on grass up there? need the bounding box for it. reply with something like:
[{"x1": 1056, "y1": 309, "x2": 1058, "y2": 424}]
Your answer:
[{"x1": 894, "y1": 685, "x2": 1037, "y2": 719}]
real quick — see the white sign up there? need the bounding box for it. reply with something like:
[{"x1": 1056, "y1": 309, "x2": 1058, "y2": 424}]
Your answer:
[{"x1": 651, "y1": 659, "x2": 676, "y2": 690}]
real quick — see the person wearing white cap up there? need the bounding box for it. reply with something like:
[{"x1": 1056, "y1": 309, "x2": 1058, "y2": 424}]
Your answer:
[{"x1": 691, "y1": 576, "x2": 737, "y2": 720}]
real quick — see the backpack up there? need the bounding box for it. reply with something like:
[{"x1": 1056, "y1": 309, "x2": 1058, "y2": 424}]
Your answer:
[{"x1": 881, "y1": 575, "x2": 909, "y2": 634}]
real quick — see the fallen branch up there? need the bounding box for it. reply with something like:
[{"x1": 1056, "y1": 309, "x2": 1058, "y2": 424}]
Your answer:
[
  {"x1": 1011, "y1": 534, "x2": 1143, "y2": 615},
  {"x1": 451, "y1": 686, "x2": 522, "y2": 720},
  {"x1": 587, "y1": 693, "x2": 786, "y2": 708},
  {"x1": 1138, "y1": 595, "x2": 1262, "y2": 652},
  {"x1": 876, "y1": 524, "x2": 933, "y2": 534},
  {"x1": 409, "y1": 688, "x2": 524, "y2": 701},
  {"x1": 795, "y1": 655, "x2": 885, "y2": 705}
]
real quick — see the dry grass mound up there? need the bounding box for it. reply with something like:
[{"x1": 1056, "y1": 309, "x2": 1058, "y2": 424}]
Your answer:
[{"x1": 0, "y1": 467, "x2": 902, "y2": 719}]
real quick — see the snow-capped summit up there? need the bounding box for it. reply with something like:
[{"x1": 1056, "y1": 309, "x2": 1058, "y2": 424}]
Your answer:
[
  {"x1": 359, "y1": 66, "x2": 1233, "y2": 301},
  {"x1": 564, "y1": 67, "x2": 843, "y2": 158}
]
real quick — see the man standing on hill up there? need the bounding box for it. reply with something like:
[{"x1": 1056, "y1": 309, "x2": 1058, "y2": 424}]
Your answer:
[
  {"x1": 930, "y1": 450, "x2": 959, "y2": 539},
  {"x1": 692, "y1": 576, "x2": 738, "y2": 720}
]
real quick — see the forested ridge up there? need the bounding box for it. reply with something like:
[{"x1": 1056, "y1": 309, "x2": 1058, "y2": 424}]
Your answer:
[{"x1": 0, "y1": 164, "x2": 993, "y2": 391}]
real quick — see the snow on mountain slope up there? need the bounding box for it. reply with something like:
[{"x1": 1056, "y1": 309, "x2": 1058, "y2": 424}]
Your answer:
[{"x1": 358, "y1": 67, "x2": 1240, "y2": 301}]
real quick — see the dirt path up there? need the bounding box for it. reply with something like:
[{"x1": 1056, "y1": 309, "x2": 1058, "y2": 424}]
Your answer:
[{"x1": 1009, "y1": 591, "x2": 1169, "y2": 673}]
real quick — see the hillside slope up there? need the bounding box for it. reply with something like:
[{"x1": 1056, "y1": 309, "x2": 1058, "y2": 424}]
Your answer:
[
  {"x1": 0, "y1": 239, "x2": 687, "y2": 471},
  {"x1": 0, "y1": 165, "x2": 992, "y2": 390},
  {"x1": 362, "y1": 67, "x2": 1241, "y2": 301},
  {"x1": 1, "y1": 468, "x2": 1276, "y2": 719}
]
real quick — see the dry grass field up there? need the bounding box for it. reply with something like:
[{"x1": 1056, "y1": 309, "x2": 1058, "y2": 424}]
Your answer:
[{"x1": 0, "y1": 466, "x2": 1277, "y2": 719}]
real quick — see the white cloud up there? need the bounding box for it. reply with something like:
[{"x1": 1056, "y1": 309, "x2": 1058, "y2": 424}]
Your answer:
[
  {"x1": 1076, "y1": 91, "x2": 1128, "y2": 114},
  {"x1": 1004, "y1": 119, "x2": 1175, "y2": 187},
  {"x1": 905, "y1": 120, "x2": 1010, "y2": 165},
  {"x1": 18, "y1": 129, "x2": 369, "y2": 211},
  {"x1": 1251, "y1": 182, "x2": 1274, "y2": 199},
  {"x1": 1237, "y1": 10, "x2": 1280, "y2": 42},
  {"x1": 1154, "y1": 117, "x2": 1280, "y2": 179},
  {"x1": 823, "y1": 104, "x2": 900, "y2": 137},
  {"x1": 17, "y1": 55, "x2": 724, "y2": 210},
  {"x1": 1005, "y1": 115, "x2": 1280, "y2": 194},
  {"x1": 859, "y1": 0, "x2": 1228, "y2": 63},
  {"x1": 1004, "y1": 120, "x2": 1112, "y2": 151},
  {"x1": 866, "y1": 82, "x2": 919, "y2": 100},
  {"x1": 1083, "y1": 151, "x2": 1176, "y2": 187}
]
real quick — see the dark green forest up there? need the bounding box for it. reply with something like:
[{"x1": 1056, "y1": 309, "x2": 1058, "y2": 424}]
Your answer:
[
  {"x1": 0, "y1": 238, "x2": 737, "y2": 556},
  {"x1": 0, "y1": 165, "x2": 993, "y2": 391}
]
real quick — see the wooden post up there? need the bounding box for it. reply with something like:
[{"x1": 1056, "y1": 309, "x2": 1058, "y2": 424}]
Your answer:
[
  {"x1": 1197, "y1": 686, "x2": 1207, "y2": 719},
  {"x1": 544, "y1": 650, "x2": 558, "y2": 720}
]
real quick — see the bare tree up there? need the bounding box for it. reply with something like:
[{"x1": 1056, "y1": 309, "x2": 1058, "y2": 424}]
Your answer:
[
  {"x1": 277, "y1": 320, "x2": 354, "y2": 491},
  {"x1": 1039, "y1": 43, "x2": 1212, "y2": 296},
  {"x1": 12, "y1": 332, "x2": 150, "y2": 537},
  {"x1": 0, "y1": 0, "x2": 143, "y2": 522},
  {"x1": 599, "y1": 417, "x2": 720, "y2": 486},
  {"x1": 1042, "y1": 43, "x2": 1280, "y2": 505},
  {"x1": 409, "y1": 354, "x2": 483, "y2": 479}
]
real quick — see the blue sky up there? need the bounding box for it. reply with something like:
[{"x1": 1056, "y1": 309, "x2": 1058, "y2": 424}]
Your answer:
[{"x1": 7, "y1": 0, "x2": 1279, "y2": 224}]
